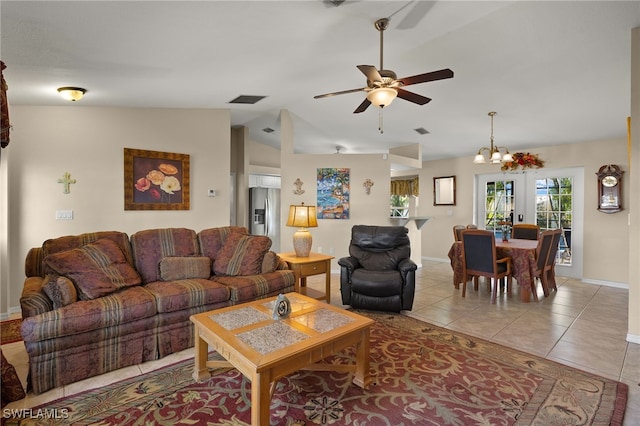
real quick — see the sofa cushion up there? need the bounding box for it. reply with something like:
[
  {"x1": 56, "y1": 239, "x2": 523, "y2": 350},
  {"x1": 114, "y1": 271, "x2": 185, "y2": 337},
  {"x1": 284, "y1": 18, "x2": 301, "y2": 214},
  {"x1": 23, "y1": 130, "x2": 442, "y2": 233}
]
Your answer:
[
  {"x1": 213, "y1": 232, "x2": 272, "y2": 276},
  {"x1": 44, "y1": 238, "x2": 142, "y2": 300},
  {"x1": 43, "y1": 231, "x2": 134, "y2": 266},
  {"x1": 42, "y1": 274, "x2": 77, "y2": 309},
  {"x1": 144, "y1": 279, "x2": 230, "y2": 313},
  {"x1": 212, "y1": 270, "x2": 295, "y2": 303},
  {"x1": 261, "y1": 251, "x2": 279, "y2": 274},
  {"x1": 197, "y1": 226, "x2": 248, "y2": 260},
  {"x1": 20, "y1": 286, "x2": 157, "y2": 342},
  {"x1": 159, "y1": 256, "x2": 211, "y2": 281},
  {"x1": 130, "y1": 228, "x2": 199, "y2": 283}
]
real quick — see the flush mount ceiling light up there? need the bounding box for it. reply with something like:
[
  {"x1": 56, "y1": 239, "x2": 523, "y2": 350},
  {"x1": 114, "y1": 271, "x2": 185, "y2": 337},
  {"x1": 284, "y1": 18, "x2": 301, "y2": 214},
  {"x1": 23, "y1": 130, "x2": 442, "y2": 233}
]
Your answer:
[
  {"x1": 473, "y1": 112, "x2": 513, "y2": 164},
  {"x1": 57, "y1": 87, "x2": 87, "y2": 102}
]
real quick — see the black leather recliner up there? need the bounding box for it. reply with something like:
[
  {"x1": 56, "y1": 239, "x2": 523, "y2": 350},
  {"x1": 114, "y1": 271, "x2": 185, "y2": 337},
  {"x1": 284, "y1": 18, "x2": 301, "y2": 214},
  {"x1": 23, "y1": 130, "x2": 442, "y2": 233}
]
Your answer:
[{"x1": 338, "y1": 225, "x2": 417, "y2": 312}]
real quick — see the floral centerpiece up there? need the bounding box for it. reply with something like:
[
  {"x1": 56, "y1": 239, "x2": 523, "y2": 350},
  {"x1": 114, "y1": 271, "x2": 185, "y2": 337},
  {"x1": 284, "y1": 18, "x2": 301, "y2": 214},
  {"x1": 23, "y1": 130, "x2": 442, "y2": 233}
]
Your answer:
[
  {"x1": 497, "y1": 221, "x2": 512, "y2": 242},
  {"x1": 501, "y1": 152, "x2": 544, "y2": 171}
]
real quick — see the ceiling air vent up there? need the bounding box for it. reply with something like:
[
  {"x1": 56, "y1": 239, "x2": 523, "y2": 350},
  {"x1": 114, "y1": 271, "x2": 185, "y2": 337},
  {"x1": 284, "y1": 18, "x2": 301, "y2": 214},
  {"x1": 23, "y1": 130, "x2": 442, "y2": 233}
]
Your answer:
[
  {"x1": 228, "y1": 95, "x2": 266, "y2": 105},
  {"x1": 414, "y1": 127, "x2": 430, "y2": 135},
  {"x1": 262, "y1": 128, "x2": 275, "y2": 133}
]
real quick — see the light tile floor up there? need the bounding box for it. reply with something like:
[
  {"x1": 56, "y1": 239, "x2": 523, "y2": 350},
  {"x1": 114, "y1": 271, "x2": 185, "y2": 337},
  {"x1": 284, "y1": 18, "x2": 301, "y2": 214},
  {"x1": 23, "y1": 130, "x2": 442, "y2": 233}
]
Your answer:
[{"x1": 3, "y1": 260, "x2": 639, "y2": 424}]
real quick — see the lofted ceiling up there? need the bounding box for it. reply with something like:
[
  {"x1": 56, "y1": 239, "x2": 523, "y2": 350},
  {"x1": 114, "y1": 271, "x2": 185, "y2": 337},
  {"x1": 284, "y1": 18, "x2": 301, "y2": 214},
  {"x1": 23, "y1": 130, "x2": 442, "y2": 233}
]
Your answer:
[{"x1": 2, "y1": 1, "x2": 639, "y2": 162}]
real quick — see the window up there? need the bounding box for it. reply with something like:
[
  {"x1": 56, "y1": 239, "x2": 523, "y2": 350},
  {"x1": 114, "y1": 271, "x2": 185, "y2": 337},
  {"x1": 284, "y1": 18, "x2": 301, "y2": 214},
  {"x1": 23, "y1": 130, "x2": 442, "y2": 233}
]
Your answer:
[
  {"x1": 390, "y1": 195, "x2": 409, "y2": 217},
  {"x1": 536, "y1": 177, "x2": 573, "y2": 265},
  {"x1": 483, "y1": 179, "x2": 515, "y2": 232}
]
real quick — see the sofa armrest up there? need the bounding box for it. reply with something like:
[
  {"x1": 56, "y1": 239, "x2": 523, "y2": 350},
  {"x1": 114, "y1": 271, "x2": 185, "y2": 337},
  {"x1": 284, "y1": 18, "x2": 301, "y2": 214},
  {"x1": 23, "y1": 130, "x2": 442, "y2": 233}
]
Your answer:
[
  {"x1": 20, "y1": 277, "x2": 53, "y2": 319},
  {"x1": 25, "y1": 247, "x2": 44, "y2": 278}
]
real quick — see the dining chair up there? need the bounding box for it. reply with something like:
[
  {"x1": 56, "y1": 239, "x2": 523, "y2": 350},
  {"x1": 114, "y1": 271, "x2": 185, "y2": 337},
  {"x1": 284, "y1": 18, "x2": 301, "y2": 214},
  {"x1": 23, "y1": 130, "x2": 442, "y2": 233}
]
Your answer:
[
  {"x1": 453, "y1": 225, "x2": 466, "y2": 242},
  {"x1": 512, "y1": 224, "x2": 540, "y2": 240},
  {"x1": 460, "y1": 229, "x2": 512, "y2": 304},
  {"x1": 540, "y1": 229, "x2": 562, "y2": 295},
  {"x1": 531, "y1": 229, "x2": 556, "y2": 300},
  {"x1": 466, "y1": 224, "x2": 477, "y2": 229}
]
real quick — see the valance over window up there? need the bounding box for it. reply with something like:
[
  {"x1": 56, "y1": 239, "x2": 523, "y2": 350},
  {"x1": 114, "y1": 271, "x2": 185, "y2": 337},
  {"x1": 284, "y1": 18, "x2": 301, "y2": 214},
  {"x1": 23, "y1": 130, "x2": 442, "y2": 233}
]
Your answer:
[{"x1": 390, "y1": 177, "x2": 419, "y2": 196}]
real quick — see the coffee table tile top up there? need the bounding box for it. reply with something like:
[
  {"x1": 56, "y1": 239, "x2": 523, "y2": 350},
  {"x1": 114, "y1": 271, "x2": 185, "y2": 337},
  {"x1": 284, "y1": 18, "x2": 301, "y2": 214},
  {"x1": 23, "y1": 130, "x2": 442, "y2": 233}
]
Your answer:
[
  {"x1": 237, "y1": 321, "x2": 310, "y2": 354},
  {"x1": 293, "y1": 308, "x2": 355, "y2": 333},
  {"x1": 209, "y1": 306, "x2": 268, "y2": 330}
]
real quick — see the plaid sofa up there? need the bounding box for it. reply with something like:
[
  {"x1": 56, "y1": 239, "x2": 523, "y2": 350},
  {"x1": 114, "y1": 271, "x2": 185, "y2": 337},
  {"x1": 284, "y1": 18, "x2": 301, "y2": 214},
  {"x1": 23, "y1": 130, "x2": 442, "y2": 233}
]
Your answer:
[{"x1": 19, "y1": 226, "x2": 295, "y2": 395}]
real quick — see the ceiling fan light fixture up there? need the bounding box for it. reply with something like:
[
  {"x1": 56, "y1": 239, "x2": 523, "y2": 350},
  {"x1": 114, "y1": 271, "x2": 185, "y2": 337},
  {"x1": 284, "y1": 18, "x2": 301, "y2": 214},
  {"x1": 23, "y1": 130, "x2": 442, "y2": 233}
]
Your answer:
[
  {"x1": 367, "y1": 87, "x2": 397, "y2": 108},
  {"x1": 57, "y1": 87, "x2": 86, "y2": 102}
]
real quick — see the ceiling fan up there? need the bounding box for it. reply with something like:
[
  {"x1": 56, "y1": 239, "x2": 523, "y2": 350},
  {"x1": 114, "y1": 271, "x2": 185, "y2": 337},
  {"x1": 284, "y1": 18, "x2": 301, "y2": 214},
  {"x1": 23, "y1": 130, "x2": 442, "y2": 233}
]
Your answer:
[{"x1": 314, "y1": 17, "x2": 454, "y2": 114}]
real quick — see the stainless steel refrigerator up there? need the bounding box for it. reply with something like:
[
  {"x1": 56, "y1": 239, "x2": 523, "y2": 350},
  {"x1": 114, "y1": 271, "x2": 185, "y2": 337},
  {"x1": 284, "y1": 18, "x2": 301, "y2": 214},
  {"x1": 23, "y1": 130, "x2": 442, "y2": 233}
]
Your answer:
[{"x1": 249, "y1": 188, "x2": 281, "y2": 252}]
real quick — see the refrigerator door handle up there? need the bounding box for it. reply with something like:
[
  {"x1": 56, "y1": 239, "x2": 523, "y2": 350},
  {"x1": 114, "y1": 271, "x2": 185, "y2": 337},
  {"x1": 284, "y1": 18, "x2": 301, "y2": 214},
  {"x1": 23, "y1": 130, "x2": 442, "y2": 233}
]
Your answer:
[{"x1": 264, "y1": 197, "x2": 270, "y2": 236}]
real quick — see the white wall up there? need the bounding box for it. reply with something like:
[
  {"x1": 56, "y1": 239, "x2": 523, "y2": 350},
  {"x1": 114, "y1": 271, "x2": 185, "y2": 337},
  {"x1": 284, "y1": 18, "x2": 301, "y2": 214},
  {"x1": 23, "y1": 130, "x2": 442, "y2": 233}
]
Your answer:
[{"x1": 1, "y1": 106, "x2": 231, "y2": 315}]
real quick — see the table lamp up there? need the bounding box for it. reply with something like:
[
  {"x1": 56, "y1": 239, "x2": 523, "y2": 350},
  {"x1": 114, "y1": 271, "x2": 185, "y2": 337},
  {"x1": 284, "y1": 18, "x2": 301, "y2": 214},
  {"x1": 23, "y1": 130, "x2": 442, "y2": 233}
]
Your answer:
[{"x1": 286, "y1": 202, "x2": 318, "y2": 257}]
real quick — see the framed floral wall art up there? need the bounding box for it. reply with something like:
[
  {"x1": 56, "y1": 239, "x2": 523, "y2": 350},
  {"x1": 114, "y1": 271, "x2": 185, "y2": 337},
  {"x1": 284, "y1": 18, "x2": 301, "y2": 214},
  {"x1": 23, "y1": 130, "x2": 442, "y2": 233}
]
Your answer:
[{"x1": 124, "y1": 148, "x2": 190, "y2": 210}]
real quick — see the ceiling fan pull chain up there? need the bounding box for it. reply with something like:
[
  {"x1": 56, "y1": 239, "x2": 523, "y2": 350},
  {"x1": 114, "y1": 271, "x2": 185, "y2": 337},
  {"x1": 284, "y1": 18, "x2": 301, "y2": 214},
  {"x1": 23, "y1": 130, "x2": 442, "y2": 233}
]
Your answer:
[{"x1": 379, "y1": 109, "x2": 384, "y2": 133}]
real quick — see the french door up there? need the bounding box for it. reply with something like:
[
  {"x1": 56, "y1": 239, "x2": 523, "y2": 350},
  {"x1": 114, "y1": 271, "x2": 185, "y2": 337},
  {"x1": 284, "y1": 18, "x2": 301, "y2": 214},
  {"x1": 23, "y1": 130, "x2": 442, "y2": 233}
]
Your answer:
[{"x1": 475, "y1": 168, "x2": 583, "y2": 278}]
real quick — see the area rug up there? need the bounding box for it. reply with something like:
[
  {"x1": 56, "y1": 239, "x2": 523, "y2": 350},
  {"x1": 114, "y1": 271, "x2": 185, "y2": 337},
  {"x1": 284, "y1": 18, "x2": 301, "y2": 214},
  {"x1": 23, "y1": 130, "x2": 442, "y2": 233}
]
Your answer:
[
  {"x1": 5, "y1": 312, "x2": 627, "y2": 425},
  {"x1": 0, "y1": 319, "x2": 22, "y2": 345}
]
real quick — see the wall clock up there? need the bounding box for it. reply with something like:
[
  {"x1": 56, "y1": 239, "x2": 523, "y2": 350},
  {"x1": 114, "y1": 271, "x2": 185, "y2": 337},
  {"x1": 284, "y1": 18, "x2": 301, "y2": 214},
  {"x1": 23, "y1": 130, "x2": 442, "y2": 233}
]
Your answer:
[{"x1": 596, "y1": 164, "x2": 623, "y2": 213}]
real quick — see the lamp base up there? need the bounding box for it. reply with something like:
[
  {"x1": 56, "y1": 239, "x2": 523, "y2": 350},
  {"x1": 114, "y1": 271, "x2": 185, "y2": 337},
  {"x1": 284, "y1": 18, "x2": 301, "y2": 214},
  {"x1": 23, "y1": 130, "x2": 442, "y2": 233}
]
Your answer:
[{"x1": 292, "y1": 229, "x2": 312, "y2": 257}]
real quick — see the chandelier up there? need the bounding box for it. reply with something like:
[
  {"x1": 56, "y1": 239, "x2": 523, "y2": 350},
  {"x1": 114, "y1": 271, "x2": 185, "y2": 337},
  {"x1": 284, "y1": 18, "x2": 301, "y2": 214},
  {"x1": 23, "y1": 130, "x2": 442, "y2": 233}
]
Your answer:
[{"x1": 473, "y1": 112, "x2": 513, "y2": 164}]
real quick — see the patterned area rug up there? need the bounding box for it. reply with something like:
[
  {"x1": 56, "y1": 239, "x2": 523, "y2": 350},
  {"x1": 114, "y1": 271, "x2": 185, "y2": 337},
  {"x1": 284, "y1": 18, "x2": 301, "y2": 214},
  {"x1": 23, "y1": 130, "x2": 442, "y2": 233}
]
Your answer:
[
  {"x1": 0, "y1": 319, "x2": 22, "y2": 345},
  {"x1": 7, "y1": 312, "x2": 627, "y2": 425}
]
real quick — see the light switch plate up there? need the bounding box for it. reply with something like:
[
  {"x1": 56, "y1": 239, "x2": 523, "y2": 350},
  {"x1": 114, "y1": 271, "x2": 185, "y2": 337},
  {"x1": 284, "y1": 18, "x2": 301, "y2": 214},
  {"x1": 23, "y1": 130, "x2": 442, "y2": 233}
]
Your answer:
[{"x1": 55, "y1": 210, "x2": 73, "y2": 220}]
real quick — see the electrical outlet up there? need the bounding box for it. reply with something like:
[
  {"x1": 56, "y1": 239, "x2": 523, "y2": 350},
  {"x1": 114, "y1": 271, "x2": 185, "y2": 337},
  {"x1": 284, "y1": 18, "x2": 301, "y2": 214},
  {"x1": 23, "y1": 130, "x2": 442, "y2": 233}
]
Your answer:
[
  {"x1": 329, "y1": 247, "x2": 335, "y2": 255},
  {"x1": 55, "y1": 210, "x2": 73, "y2": 220},
  {"x1": 208, "y1": 189, "x2": 216, "y2": 197}
]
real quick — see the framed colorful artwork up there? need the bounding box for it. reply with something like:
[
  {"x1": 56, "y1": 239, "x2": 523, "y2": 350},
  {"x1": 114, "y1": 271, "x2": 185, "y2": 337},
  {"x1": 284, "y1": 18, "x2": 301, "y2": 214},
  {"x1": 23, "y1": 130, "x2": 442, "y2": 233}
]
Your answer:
[
  {"x1": 124, "y1": 148, "x2": 190, "y2": 210},
  {"x1": 317, "y1": 168, "x2": 350, "y2": 219}
]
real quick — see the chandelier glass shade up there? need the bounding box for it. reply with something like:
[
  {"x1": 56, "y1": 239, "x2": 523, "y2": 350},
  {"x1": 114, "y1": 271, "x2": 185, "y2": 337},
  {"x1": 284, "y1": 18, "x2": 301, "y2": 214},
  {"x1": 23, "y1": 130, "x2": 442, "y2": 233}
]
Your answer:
[
  {"x1": 366, "y1": 87, "x2": 397, "y2": 108},
  {"x1": 473, "y1": 111, "x2": 512, "y2": 164}
]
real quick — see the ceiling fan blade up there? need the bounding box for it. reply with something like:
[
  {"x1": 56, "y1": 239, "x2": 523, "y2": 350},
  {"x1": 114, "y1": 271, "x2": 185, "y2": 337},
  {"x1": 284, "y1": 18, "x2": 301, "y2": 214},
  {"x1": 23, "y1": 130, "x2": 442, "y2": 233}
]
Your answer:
[
  {"x1": 353, "y1": 98, "x2": 371, "y2": 114},
  {"x1": 314, "y1": 87, "x2": 366, "y2": 99},
  {"x1": 357, "y1": 65, "x2": 383, "y2": 83},
  {"x1": 396, "y1": 88, "x2": 431, "y2": 105},
  {"x1": 398, "y1": 68, "x2": 454, "y2": 86}
]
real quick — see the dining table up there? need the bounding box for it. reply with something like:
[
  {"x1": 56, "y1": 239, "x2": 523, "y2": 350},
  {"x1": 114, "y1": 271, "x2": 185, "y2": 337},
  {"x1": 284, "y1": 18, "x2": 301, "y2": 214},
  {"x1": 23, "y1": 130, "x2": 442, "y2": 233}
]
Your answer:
[{"x1": 447, "y1": 238, "x2": 539, "y2": 303}]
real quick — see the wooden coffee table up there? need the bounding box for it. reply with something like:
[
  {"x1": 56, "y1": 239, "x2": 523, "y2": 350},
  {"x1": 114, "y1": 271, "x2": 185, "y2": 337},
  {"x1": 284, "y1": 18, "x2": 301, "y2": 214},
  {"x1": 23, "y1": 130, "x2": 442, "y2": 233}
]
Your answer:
[{"x1": 190, "y1": 293, "x2": 374, "y2": 426}]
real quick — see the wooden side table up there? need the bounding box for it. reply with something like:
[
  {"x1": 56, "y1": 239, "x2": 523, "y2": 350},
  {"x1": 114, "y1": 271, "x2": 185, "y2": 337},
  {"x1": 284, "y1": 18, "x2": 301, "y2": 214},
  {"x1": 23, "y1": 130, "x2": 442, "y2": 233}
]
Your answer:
[{"x1": 278, "y1": 252, "x2": 334, "y2": 303}]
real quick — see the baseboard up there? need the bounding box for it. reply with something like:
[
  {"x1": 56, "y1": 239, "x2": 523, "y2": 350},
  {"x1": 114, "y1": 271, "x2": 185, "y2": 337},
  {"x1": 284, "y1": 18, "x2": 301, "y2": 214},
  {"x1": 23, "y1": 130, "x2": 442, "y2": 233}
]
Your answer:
[
  {"x1": 422, "y1": 256, "x2": 449, "y2": 263},
  {"x1": 0, "y1": 306, "x2": 22, "y2": 321},
  {"x1": 627, "y1": 333, "x2": 640, "y2": 344},
  {"x1": 580, "y1": 278, "x2": 629, "y2": 290}
]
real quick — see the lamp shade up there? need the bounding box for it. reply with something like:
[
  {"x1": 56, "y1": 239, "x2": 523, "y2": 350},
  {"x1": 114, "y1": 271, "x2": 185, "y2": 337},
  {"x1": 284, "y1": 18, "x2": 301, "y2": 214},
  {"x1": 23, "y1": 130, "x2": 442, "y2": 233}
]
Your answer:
[
  {"x1": 286, "y1": 203, "x2": 318, "y2": 257},
  {"x1": 286, "y1": 203, "x2": 318, "y2": 229},
  {"x1": 366, "y1": 87, "x2": 397, "y2": 108}
]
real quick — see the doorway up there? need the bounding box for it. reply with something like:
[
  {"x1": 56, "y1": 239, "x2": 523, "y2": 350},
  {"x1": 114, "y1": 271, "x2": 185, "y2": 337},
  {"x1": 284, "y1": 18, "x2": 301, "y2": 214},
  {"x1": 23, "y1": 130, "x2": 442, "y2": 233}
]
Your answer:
[{"x1": 475, "y1": 167, "x2": 583, "y2": 278}]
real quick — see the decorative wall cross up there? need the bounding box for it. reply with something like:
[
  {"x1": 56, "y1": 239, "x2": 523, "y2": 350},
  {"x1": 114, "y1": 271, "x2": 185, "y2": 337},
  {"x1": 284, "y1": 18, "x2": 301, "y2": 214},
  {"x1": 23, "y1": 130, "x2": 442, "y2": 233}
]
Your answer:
[
  {"x1": 363, "y1": 178, "x2": 374, "y2": 195},
  {"x1": 58, "y1": 172, "x2": 76, "y2": 194},
  {"x1": 293, "y1": 178, "x2": 305, "y2": 195}
]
